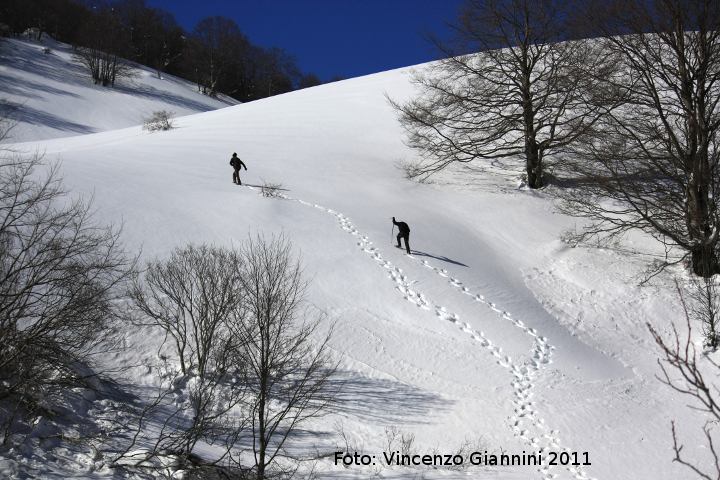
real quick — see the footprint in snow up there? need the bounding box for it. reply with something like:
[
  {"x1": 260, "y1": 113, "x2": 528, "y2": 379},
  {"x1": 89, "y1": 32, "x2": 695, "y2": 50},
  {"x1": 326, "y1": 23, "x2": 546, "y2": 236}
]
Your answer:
[{"x1": 274, "y1": 195, "x2": 577, "y2": 478}]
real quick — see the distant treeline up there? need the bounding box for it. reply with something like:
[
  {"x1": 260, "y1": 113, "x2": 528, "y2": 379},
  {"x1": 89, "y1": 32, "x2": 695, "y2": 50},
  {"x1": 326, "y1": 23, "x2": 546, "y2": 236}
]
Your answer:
[{"x1": 0, "y1": 0, "x2": 335, "y2": 100}]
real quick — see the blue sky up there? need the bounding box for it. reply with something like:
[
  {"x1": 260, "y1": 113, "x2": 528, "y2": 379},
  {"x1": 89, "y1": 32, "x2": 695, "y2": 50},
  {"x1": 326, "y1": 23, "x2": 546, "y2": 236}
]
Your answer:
[{"x1": 146, "y1": 0, "x2": 464, "y2": 81}]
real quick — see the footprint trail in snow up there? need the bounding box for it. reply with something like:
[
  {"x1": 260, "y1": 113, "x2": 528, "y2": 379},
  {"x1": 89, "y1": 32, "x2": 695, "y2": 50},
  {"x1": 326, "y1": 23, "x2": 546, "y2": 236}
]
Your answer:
[{"x1": 246, "y1": 186, "x2": 595, "y2": 480}]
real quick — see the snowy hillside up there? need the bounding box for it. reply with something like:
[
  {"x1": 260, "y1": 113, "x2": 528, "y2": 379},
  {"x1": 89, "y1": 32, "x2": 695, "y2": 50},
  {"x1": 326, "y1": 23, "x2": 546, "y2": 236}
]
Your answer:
[
  {"x1": 1, "y1": 44, "x2": 708, "y2": 480},
  {"x1": 0, "y1": 36, "x2": 235, "y2": 143}
]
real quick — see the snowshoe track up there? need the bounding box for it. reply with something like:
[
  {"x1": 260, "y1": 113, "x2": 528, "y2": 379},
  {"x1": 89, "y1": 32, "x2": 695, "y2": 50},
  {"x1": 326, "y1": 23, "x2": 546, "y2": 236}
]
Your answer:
[{"x1": 251, "y1": 188, "x2": 595, "y2": 480}]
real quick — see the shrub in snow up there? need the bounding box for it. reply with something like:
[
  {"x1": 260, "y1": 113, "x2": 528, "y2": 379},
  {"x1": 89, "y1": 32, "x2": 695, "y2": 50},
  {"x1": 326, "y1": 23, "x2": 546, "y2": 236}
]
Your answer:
[
  {"x1": 143, "y1": 110, "x2": 174, "y2": 131},
  {"x1": 42, "y1": 47, "x2": 52, "y2": 55},
  {"x1": 260, "y1": 180, "x2": 284, "y2": 197}
]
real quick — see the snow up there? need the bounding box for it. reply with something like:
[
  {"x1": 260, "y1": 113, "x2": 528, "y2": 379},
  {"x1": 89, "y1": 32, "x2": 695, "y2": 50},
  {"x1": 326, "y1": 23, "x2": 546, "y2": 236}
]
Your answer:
[
  {"x1": 0, "y1": 35, "x2": 712, "y2": 480},
  {"x1": 0, "y1": 36, "x2": 236, "y2": 143}
]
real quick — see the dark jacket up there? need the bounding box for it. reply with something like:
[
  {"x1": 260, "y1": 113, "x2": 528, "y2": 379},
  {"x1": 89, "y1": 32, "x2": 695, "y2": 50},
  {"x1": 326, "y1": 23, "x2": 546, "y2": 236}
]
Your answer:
[
  {"x1": 230, "y1": 155, "x2": 247, "y2": 170},
  {"x1": 393, "y1": 218, "x2": 410, "y2": 235}
]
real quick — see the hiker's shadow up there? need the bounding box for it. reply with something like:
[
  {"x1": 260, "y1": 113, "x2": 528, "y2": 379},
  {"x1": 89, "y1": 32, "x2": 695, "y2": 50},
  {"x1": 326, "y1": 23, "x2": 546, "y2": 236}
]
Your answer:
[{"x1": 411, "y1": 250, "x2": 468, "y2": 267}]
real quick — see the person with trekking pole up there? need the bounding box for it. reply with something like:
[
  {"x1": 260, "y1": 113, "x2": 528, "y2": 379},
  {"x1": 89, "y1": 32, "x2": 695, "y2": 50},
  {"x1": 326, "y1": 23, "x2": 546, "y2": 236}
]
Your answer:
[{"x1": 392, "y1": 217, "x2": 411, "y2": 254}]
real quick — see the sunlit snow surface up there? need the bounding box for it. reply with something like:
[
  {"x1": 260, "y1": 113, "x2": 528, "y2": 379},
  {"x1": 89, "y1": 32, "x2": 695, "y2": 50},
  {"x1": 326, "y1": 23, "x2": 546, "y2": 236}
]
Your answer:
[
  {"x1": 0, "y1": 36, "x2": 709, "y2": 480},
  {"x1": 0, "y1": 36, "x2": 235, "y2": 142}
]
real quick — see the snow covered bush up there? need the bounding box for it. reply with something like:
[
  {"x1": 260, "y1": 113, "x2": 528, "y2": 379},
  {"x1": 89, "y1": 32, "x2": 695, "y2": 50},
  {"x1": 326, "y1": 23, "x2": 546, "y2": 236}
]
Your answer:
[{"x1": 143, "y1": 110, "x2": 175, "y2": 132}]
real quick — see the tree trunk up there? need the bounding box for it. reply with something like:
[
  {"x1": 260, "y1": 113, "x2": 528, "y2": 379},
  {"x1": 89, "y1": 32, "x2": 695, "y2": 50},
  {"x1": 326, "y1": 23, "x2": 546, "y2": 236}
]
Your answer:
[
  {"x1": 257, "y1": 374, "x2": 267, "y2": 479},
  {"x1": 522, "y1": 78, "x2": 543, "y2": 189},
  {"x1": 526, "y1": 142, "x2": 543, "y2": 189},
  {"x1": 686, "y1": 122, "x2": 718, "y2": 276},
  {"x1": 690, "y1": 243, "x2": 718, "y2": 277},
  {"x1": 687, "y1": 173, "x2": 718, "y2": 277}
]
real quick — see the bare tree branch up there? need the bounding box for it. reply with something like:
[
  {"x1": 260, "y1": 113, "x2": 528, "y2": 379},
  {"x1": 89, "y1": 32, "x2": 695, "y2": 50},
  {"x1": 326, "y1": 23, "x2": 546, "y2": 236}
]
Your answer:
[
  {"x1": 559, "y1": 0, "x2": 720, "y2": 277},
  {"x1": 389, "y1": 0, "x2": 606, "y2": 188}
]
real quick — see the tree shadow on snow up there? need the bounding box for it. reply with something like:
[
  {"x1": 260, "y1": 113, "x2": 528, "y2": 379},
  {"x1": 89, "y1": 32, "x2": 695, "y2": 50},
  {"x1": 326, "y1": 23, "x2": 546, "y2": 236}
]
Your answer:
[
  {"x1": 0, "y1": 72, "x2": 82, "y2": 99},
  {"x1": 325, "y1": 370, "x2": 453, "y2": 424},
  {"x1": 113, "y1": 82, "x2": 220, "y2": 112},
  {"x1": 0, "y1": 41, "x2": 89, "y2": 87},
  {"x1": 410, "y1": 250, "x2": 468, "y2": 267},
  {"x1": 0, "y1": 100, "x2": 94, "y2": 135}
]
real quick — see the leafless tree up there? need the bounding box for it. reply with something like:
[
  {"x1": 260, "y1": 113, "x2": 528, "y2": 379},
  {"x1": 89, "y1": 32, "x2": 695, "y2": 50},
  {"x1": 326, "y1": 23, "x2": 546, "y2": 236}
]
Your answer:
[
  {"x1": 0, "y1": 154, "x2": 131, "y2": 444},
  {"x1": 74, "y1": 6, "x2": 135, "y2": 87},
  {"x1": 127, "y1": 239, "x2": 336, "y2": 476},
  {"x1": 648, "y1": 283, "x2": 720, "y2": 479},
  {"x1": 298, "y1": 73, "x2": 322, "y2": 90},
  {"x1": 128, "y1": 244, "x2": 249, "y2": 468},
  {"x1": 228, "y1": 235, "x2": 337, "y2": 480},
  {"x1": 689, "y1": 275, "x2": 720, "y2": 348},
  {"x1": 389, "y1": 0, "x2": 606, "y2": 188},
  {"x1": 559, "y1": 0, "x2": 720, "y2": 277},
  {"x1": 131, "y1": 244, "x2": 241, "y2": 377},
  {"x1": 75, "y1": 48, "x2": 135, "y2": 88},
  {"x1": 114, "y1": 0, "x2": 185, "y2": 79},
  {"x1": 189, "y1": 16, "x2": 251, "y2": 97}
]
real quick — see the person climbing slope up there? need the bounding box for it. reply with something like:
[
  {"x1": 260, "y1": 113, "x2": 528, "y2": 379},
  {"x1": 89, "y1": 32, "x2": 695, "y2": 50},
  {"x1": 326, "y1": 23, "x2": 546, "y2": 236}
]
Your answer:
[
  {"x1": 392, "y1": 217, "x2": 411, "y2": 254},
  {"x1": 229, "y1": 152, "x2": 247, "y2": 185}
]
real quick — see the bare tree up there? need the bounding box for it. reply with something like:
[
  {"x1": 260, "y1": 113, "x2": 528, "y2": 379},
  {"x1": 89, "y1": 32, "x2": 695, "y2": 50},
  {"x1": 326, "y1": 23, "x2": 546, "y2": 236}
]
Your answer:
[
  {"x1": 689, "y1": 275, "x2": 720, "y2": 348},
  {"x1": 114, "y1": 0, "x2": 184, "y2": 79},
  {"x1": 128, "y1": 239, "x2": 336, "y2": 476},
  {"x1": 560, "y1": 0, "x2": 720, "y2": 277},
  {"x1": 74, "y1": 6, "x2": 135, "y2": 87},
  {"x1": 131, "y1": 244, "x2": 241, "y2": 377},
  {"x1": 298, "y1": 73, "x2": 322, "y2": 90},
  {"x1": 389, "y1": 0, "x2": 606, "y2": 188},
  {"x1": 256, "y1": 48, "x2": 301, "y2": 98},
  {"x1": 0, "y1": 154, "x2": 131, "y2": 444},
  {"x1": 648, "y1": 284, "x2": 720, "y2": 479},
  {"x1": 229, "y1": 235, "x2": 337, "y2": 480},
  {"x1": 189, "y1": 16, "x2": 251, "y2": 97},
  {"x1": 128, "y1": 244, "x2": 248, "y2": 468}
]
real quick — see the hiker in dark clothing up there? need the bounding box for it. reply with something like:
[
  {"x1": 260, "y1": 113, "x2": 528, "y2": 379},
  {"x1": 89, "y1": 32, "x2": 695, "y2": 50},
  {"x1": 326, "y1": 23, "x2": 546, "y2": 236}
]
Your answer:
[
  {"x1": 392, "y1": 217, "x2": 411, "y2": 254},
  {"x1": 229, "y1": 152, "x2": 247, "y2": 185}
]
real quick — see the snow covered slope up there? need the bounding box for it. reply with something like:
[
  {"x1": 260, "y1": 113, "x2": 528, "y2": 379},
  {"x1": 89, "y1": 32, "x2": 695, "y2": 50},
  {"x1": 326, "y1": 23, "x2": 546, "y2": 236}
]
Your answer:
[
  {"x1": 0, "y1": 36, "x2": 235, "y2": 143},
  {"x1": 3, "y1": 52, "x2": 708, "y2": 480}
]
